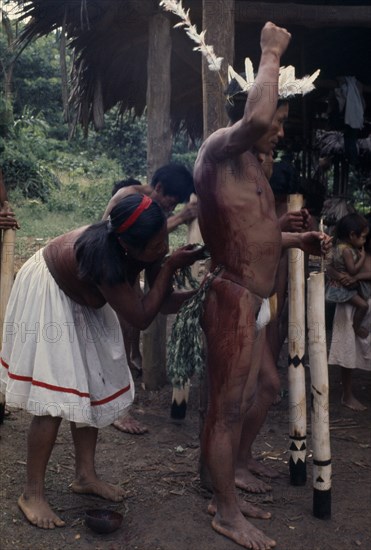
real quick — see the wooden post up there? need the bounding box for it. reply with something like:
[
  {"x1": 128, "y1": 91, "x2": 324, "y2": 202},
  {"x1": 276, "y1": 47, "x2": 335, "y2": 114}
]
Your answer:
[
  {"x1": 307, "y1": 270, "x2": 331, "y2": 519},
  {"x1": 202, "y1": 0, "x2": 233, "y2": 136},
  {"x1": 142, "y1": 12, "x2": 173, "y2": 390},
  {"x1": 0, "y1": 171, "x2": 16, "y2": 424},
  {"x1": 0, "y1": 201, "x2": 15, "y2": 334},
  {"x1": 287, "y1": 193, "x2": 307, "y2": 485}
]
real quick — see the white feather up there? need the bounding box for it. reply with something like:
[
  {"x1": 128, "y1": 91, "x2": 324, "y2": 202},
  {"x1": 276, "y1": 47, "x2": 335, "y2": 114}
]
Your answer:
[
  {"x1": 244, "y1": 58, "x2": 255, "y2": 86},
  {"x1": 227, "y1": 65, "x2": 248, "y2": 92},
  {"x1": 299, "y1": 69, "x2": 321, "y2": 95}
]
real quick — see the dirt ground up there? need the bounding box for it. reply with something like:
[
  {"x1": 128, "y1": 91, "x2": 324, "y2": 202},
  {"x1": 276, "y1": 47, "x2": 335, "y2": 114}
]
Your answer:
[{"x1": 1, "y1": 335, "x2": 370, "y2": 550}]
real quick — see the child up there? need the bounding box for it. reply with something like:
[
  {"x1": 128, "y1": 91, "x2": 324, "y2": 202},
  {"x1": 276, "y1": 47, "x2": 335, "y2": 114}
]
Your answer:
[
  {"x1": 326, "y1": 213, "x2": 369, "y2": 338},
  {"x1": 328, "y1": 214, "x2": 371, "y2": 410}
]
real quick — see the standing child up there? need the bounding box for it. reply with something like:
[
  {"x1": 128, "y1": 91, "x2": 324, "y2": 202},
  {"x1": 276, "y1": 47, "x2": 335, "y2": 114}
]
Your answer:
[
  {"x1": 328, "y1": 214, "x2": 371, "y2": 410},
  {"x1": 326, "y1": 213, "x2": 369, "y2": 338}
]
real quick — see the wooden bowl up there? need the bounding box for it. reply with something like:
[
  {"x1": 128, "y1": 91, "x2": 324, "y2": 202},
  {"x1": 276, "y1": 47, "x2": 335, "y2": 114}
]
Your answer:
[{"x1": 84, "y1": 509, "x2": 123, "y2": 534}]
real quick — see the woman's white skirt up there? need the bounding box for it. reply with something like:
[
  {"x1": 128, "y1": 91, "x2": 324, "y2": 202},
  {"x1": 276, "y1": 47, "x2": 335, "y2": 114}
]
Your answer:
[
  {"x1": 0, "y1": 250, "x2": 134, "y2": 428},
  {"x1": 328, "y1": 299, "x2": 371, "y2": 372}
]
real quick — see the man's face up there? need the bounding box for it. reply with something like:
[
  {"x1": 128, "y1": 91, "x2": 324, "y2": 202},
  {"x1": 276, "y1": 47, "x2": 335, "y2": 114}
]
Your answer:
[
  {"x1": 254, "y1": 103, "x2": 289, "y2": 155},
  {"x1": 151, "y1": 183, "x2": 179, "y2": 214}
]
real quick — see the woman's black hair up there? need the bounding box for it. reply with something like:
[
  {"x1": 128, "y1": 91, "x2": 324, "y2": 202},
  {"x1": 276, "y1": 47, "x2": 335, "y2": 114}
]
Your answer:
[
  {"x1": 335, "y1": 212, "x2": 368, "y2": 242},
  {"x1": 74, "y1": 194, "x2": 166, "y2": 285}
]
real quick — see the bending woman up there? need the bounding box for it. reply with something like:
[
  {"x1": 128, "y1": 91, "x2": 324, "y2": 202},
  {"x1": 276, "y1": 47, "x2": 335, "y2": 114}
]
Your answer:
[{"x1": 0, "y1": 194, "x2": 203, "y2": 529}]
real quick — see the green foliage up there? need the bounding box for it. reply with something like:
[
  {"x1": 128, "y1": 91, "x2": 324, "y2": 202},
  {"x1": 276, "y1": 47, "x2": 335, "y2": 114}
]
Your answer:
[
  {"x1": 0, "y1": 94, "x2": 13, "y2": 138},
  {"x1": 0, "y1": 105, "x2": 61, "y2": 201},
  {"x1": 1, "y1": 153, "x2": 59, "y2": 201},
  {"x1": 171, "y1": 131, "x2": 200, "y2": 172},
  {"x1": 88, "y1": 109, "x2": 148, "y2": 178},
  {"x1": 12, "y1": 34, "x2": 66, "y2": 128}
]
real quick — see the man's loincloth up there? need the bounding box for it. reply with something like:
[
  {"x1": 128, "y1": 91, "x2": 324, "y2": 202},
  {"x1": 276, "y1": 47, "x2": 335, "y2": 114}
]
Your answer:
[{"x1": 255, "y1": 293, "x2": 278, "y2": 331}]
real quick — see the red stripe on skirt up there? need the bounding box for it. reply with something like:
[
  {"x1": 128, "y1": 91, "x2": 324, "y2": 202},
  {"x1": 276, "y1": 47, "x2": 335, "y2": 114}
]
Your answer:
[{"x1": 1, "y1": 356, "x2": 131, "y2": 404}]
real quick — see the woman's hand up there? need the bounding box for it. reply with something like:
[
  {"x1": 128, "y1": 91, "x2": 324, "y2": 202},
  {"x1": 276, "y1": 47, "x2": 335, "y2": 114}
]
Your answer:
[{"x1": 167, "y1": 244, "x2": 207, "y2": 270}]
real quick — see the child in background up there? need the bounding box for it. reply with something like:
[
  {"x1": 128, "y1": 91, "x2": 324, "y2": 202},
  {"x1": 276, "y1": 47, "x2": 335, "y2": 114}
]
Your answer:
[
  {"x1": 328, "y1": 213, "x2": 371, "y2": 410},
  {"x1": 326, "y1": 213, "x2": 369, "y2": 338}
]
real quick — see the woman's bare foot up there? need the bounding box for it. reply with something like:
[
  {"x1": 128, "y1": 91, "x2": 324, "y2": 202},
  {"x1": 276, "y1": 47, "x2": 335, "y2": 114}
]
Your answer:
[
  {"x1": 341, "y1": 395, "x2": 367, "y2": 411},
  {"x1": 208, "y1": 496, "x2": 271, "y2": 519},
  {"x1": 212, "y1": 512, "x2": 276, "y2": 549},
  {"x1": 18, "y1": 494, "x2": 65, "y2": 529},
  {"x1": 247, "y1": 457, "x2": 280, "y2": 479},
  {"x1": 235, "y1": 468, "x2": 272, "y2": 493},
  {"x1": 70, "y1": 477, "x2": 124, "y2": 501},
  {"x1": 112, "y1": 413, "x2": 148, "y2": 435}
]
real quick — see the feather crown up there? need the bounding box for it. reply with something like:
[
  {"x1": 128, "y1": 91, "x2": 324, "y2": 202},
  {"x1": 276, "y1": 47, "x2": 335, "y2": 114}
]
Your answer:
[{"x1": 228, "y1": 59, "x2": 320, "y2": 100}]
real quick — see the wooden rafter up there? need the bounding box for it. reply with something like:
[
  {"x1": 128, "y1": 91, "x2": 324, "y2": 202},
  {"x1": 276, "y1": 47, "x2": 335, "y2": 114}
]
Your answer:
[{"x1": 188, "y1": 1, "x2": 371, "y2": 28}]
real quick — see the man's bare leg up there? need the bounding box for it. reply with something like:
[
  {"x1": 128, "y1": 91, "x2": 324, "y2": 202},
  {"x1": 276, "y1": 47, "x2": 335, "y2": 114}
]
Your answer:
[
  {"x1": 70, "y1": 423, "x2": 124, "y2": 501},
  {"x1": 341, "y1": 367, "x2": 367, "y2": 411},
  {"x1": 208, "y1": 495, "x2": 271, "y2": 519},
  {"x1": 202, "y1": 280, "x2": 276, "y2": 549},
  {"x1": 112, "y1": 412, "x2": 148, "y2": 434},
  {"x1": 18, "y1": 415, "x2": 66, "y2": 529},
  {"x1": 236, "y1": 336, "x2": 281, "y2": 493}
]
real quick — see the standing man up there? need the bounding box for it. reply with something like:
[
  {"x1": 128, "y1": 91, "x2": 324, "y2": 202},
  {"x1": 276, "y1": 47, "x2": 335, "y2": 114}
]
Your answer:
[{"x1": 194, "y1": 22, "x2": 322, "y2": 549}]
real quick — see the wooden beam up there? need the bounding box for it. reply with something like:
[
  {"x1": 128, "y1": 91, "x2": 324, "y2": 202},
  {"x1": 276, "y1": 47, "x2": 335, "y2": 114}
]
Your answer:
[
  {"x1": 235, "y1": 2, "x2": 371, "y2": 28},
  {"x1": 187, "y1": 1, "x2": 371, "y2": 28},
  {"x1": 202, "y1": 0, "x2": 235, "y2": 137},
  {"x1": 142, "y1": 12, "x2": 173, "y2": 391}
]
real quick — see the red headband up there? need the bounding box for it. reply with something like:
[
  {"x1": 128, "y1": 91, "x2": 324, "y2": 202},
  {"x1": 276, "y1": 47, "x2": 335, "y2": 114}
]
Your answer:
[{"x1": 116, "y1": 195, "x2": 153, "y2": 234}]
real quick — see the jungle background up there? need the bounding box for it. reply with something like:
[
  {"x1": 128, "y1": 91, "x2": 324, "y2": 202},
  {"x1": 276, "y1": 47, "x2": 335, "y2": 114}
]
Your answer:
[{"x1": 0, "y1": 10, "x2": 196, "y2": 266}]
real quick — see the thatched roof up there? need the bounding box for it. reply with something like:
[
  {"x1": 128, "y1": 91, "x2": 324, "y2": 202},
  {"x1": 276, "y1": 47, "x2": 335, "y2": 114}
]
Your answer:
[
  {"x1": 16, "y1": 0, "x2": 204, "y2": 137},
  {"x1": 13, "y1": 0, "x2": 371, "y2": 138}
]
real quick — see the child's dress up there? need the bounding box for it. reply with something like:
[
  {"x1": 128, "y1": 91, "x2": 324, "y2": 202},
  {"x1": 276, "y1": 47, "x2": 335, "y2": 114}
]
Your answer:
[{"x1": 325, "y1": 243, "x2": 359, "y2": 303}]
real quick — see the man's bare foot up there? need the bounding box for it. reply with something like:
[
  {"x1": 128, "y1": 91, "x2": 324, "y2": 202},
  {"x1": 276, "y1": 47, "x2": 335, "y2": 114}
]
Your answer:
[
  {"x1": 112, "y1": 413, "x2": 148, "y2": 435},
  {"x1": 18, "y1": 494, "x2": 65, "y2": 529},
  {"x1": 212, "y1": 512, "x2": 276, "y2": 549},
  {"x1": 208, "y1": 496, "x2": 271, "y2": 519},
  {"x1": 341, "y1": 395, "x2": 367, "y2": 411},
  {"x1": 235, "y1": 468, "x2": 272, "y2": 493},
  {"x1": 247, "y1": 458, "x2": 280, "y2": 479},
  {"x1": 70, "y1": 478, "x2": 124, "y2": 502}
]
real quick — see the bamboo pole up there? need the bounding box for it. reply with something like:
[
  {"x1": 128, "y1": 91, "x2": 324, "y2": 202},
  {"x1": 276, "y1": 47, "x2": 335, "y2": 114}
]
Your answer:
[
  {"x1": 0, "y1": 174, "x2": 16, "y2": 424},
  {"x1": 0, "y1": 201, "x2": 16, "y2": 338},
  {"x1": 287, "y1": 193, "x2": 307, "y2": 485},
  {"x1": 307, "y1": 272, "x2": 331, "y2": 518}
]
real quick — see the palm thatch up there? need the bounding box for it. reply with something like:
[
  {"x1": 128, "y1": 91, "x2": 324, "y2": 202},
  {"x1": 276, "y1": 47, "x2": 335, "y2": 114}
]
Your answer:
[{"x1": 16, "y1": 0, "x2": 204, "y2": 138}]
